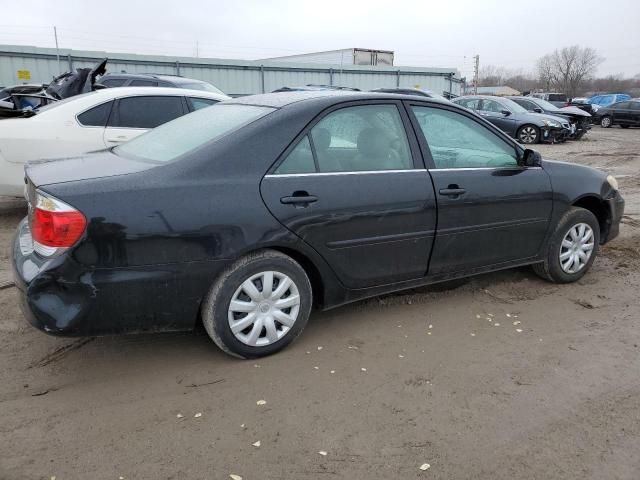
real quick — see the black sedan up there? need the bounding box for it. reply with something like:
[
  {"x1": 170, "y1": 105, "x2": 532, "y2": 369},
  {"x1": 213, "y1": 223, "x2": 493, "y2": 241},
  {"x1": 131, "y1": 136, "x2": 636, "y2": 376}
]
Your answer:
[
  {"x1": 12, "y1": 92, "x2": 624, "y2": 358},
  {"x1": 508, "y1": 96, "x2": 592, "y2": 140},
  {"x1": 453, "y1": 95, "x2": 571, "y2": 144},
  {"x1": 595, "y1": 100, "x2": 640, "y2": 128}
]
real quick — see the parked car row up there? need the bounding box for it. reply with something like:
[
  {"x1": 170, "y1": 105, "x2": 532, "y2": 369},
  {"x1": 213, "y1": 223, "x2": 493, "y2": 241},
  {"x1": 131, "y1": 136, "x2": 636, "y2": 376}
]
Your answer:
[
  {"x1": 452, "y1": 95, "x2": 575, "y2": 144},
  {"x1": 10, "y1": 90, "x2": 624, "y2": 358}
]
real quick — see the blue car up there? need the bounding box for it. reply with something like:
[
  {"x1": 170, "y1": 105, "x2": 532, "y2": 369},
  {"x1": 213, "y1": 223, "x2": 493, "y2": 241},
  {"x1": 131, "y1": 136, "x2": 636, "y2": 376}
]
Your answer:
[{"x1": 589, "y1": 93, "x2": 631, "y2": 113}]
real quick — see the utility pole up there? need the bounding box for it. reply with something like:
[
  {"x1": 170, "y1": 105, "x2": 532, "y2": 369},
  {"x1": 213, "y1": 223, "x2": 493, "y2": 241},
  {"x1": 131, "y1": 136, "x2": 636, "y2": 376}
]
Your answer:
[
  {"x1": 473, "y1": 54, "x2": 479, "y2": 95},
  {"x1": 54, "y1": 26, "x2": 61, "y2": 74},
  {"x1": 195, "y1": 40, "x2": 199, "y2": 58}
]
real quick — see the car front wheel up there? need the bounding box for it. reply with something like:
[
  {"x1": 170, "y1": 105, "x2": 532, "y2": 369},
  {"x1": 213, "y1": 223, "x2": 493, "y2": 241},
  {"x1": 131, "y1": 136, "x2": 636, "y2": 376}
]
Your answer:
[
  {"x1": 533, "y1": 207, "x2": 600, "y2": 283},
  {"x1": 518, "y1": 125, "x2": 539, "y2": 144},
  {"x1": 202, "y1": 250, "x2": 313, "y2": 358},
  {"x1": 600, "y1": 116, "x2": 612, "y2": 128}
]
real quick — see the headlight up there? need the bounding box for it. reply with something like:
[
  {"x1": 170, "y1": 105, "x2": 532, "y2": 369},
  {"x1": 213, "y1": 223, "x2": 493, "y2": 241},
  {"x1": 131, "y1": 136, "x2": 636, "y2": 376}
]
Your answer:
[
  {"x1": 591, "y1": 104, "x2": 600, "y2": 112},
  {"x1": 607, "y1": 175, "x2": 618, "y2": 191},
  {"x1": 542, "y1": 119, "x2": 561, "y2": 127}
]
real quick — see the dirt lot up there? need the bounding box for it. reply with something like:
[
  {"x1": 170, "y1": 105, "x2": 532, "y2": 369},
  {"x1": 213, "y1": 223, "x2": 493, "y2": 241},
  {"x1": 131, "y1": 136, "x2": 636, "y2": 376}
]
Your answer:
[{"x1": 1, "y1": 127, "x2": 639, "y2": 480}]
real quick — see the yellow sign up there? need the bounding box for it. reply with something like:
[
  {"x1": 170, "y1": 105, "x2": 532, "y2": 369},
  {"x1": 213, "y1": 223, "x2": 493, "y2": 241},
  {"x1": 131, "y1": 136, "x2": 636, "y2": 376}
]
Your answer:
[{"x1": 17, "y1": 70, "x2": 31, "y2": 80}]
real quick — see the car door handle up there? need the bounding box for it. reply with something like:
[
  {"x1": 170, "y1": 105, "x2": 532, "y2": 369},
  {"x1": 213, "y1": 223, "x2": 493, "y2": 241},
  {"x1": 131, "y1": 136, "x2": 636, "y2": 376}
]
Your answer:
[
  {"x1": 439, "y1": 187, "x2": 466, "y2": 197},
  {"x1": 280, "y1": 192, "x2": 318, "y2": 206},
  {"x1": 106, "y1": 136, "x2": 128, "y2": 143}
]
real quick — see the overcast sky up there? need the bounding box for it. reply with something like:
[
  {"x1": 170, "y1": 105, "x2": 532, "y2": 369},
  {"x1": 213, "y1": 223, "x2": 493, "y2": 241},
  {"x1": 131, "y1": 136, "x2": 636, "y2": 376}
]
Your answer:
[{"x1": 3, "y1": 0, "x2": 639, "y2": 79}]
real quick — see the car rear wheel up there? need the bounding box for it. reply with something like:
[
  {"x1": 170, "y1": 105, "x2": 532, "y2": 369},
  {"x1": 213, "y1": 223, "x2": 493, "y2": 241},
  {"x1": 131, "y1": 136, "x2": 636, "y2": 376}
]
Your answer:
[
  {"x1": 517, "y1": 125, "x2": 539, "y2": 144},
  {"x1": 532, "y1": 207, "x2": 600, "y2": 283},
  {"x1": 600, "y1": 116, "x2": 612, "y2": 128},
  {"x1": 202, "y1": 250, "x2": 313, "y2": 358},
  {"x1": 620, "y1": 124, "x2": 630, "y2": 129}
]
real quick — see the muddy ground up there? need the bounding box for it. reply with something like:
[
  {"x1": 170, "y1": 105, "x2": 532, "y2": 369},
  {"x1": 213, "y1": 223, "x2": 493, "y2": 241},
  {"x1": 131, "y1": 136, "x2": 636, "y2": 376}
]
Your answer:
[{"x1": 0, "y1": 127, "x2": 639, "y2": 480}]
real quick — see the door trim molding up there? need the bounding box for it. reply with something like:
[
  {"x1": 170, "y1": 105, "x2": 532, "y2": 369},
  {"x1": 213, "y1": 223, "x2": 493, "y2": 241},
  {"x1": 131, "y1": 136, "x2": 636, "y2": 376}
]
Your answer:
[{"x1": 264, "y1": 169, "x2": 427, "y2": 178}]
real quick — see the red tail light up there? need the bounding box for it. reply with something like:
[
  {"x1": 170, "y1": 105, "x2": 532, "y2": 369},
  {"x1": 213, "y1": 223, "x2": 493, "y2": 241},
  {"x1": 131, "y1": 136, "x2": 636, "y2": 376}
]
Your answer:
[{"x1": 31, "y1": 191, "x2": 86, "y2": 255}]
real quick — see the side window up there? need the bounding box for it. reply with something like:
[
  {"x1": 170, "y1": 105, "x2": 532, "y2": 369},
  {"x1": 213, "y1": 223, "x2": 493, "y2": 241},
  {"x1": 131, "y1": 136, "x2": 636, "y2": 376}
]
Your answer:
[
  {"x1": 457, "y1": 99, "x2": 480, "y2": 110},
  {"x1": 613, "y1": 102, "x2": 629, "y2": 109},
  {"x1": 113, "y1": 96, "x2": 184, "y2": 129},
  {"x1": 130, "y1": 79, "x2": 159, "y2": 87},
  {"x1": 100, "y1": 79, "x2": 126, "y2": 87},
  {"x1": 480, "y1": 100, "x2": 504, "y2": 113},
  {"x1": 189, "y1": 97, "x2": 218, "y2": 111},
  {"x1": 630, "y1": 102, "x2": 640, "y2": 111},
  {"x1": 411, "y1": 106, "x2": 518, "y2": 169},
  {"x1": 77, "y1": 100, "x2": 113, "y2": 127},
  {"x1": 309, "y1": 104, "x2": 413, "y2": 172},
  {"x1": 519, "y1": 99, "x2": 537, "y2": 111},
  {"x1": 274, "y1": 135, "x2": 315, "y2": 174}
]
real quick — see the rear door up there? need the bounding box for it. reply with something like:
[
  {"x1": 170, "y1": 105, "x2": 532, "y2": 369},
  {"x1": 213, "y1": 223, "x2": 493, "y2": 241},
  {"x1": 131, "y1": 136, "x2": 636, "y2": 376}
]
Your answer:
[
  {"x1": 260, "y1": 101, "x2": 437, "y2": 289},
  {"x1": 103, "y1": 95, "x2": 187, "y2": 146},
  {"x1": 611, "y1": 102, "x2": 631, "y2": 124},
  {"x1": 630, "y1": 102, "x2": 640, "y2": 124},
  {"x1": 407, "y1": 102, "x2": 553, "y2": 274}
]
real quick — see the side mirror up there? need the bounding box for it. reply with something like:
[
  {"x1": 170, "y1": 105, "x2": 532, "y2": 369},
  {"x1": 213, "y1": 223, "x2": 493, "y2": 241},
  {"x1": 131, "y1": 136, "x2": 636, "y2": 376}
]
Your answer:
[
  {"x1": 523, "y1": 148, "x2": 542, "y2": 167},
  {"x1": 533, "y1": 107, "x2": 543, "y2": 113},
  {"x1": 500, "y1": 109, "x2": 511, "y2": 116}
]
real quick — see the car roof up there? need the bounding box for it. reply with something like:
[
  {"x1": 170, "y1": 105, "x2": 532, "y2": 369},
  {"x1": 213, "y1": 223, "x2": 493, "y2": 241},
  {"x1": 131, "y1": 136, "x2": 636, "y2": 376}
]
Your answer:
[
  {"x1": 453, "y1": 95, "x2": 507, "y2": 101},
  {"x1": 226, "y1": 90, "x2": 452, "y2": 109},
  {"x1": 35, "y1": 87, "x2": 229, "y2": 116}
]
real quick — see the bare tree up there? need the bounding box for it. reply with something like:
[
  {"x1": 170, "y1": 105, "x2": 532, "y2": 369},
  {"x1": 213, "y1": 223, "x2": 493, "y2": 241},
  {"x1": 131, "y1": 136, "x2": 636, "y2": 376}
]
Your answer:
[
  {"x1": 536, "y1": 46, "x2": 602, "y2": 97},
  {"x1": 536, "y1": 54, "x2": 556, "y2": 91}
]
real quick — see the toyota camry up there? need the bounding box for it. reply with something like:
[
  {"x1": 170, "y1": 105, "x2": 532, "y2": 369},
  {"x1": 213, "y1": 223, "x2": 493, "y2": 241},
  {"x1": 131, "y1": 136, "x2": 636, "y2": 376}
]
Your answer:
[{"x1": 12, "y1": 91, "x2": 624, "y2": 358}]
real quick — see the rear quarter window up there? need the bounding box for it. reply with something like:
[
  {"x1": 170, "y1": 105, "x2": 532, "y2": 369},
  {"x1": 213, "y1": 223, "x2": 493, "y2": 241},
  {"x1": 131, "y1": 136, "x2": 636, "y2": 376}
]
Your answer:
[{"x1": 77, "y1": 100, "x2": 114, "y2": 127}]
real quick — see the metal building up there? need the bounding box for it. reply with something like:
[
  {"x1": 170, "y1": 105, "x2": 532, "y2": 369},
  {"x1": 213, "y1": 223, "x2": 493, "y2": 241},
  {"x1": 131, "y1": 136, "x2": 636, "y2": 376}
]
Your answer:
[
  {"x1": 261, "y1": 48, "x2": 395, "y2": 66},
  {"x1": 0, "y1": 44, "x2": 463, "y2": 97}
]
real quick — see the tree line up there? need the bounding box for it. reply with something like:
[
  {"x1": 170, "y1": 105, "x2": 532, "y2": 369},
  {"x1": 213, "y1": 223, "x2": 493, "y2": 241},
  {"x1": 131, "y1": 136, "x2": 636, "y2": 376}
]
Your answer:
[{"x1": 477, "y1": 45, "x2": 640, "y2": 98}]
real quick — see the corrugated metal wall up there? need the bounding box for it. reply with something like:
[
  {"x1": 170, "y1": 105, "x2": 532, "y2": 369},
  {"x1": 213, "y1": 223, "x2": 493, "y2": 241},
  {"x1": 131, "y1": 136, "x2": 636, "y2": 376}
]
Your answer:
[{"x1": 0, "y1": 45, "x2": 463, "y2": 96}]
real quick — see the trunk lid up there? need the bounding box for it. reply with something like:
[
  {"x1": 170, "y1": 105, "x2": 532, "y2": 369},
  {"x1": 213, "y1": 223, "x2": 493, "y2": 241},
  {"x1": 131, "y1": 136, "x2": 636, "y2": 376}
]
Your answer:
[{"x1": 26, "y1": 149, "x2": 158, "y2": 188}]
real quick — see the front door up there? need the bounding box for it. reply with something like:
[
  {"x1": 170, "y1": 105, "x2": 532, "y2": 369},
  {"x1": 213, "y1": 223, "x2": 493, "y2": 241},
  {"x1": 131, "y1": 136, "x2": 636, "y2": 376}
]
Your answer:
[
  {"x1": 261, "y1": 102, "x2": 437, "y2": 289},
  {"x1": 478, "y1": 98, "x2": 518, "y2": 136},
  {"x1": 408, "y1": 103, "x2": 553, "y2": 275}
]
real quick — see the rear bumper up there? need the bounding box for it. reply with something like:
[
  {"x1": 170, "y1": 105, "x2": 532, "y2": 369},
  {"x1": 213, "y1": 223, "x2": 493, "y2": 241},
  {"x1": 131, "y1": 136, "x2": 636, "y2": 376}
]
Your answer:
[
  {"x1": 12, "y1": 218, "x2": 229, "y2": 336},
  {"x1": 603, "y1": 191, "x2": 625, "y2": 243}
]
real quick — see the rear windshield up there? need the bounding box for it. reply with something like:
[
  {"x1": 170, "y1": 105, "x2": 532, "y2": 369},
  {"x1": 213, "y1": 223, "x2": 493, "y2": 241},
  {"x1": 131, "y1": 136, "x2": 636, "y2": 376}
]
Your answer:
[{"x1": 114, "y1": 104, "x2": 272, "y2": 163}]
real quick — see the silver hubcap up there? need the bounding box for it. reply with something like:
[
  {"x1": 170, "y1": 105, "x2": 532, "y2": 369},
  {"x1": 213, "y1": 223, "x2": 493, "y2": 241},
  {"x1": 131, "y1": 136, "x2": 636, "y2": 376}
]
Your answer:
[
  {"x1": 228, "y1": 271, "x2": 300, "y2": 347},
  {"x1": 520, "y1": 126, "x2": 537, "y2": 143},
  {"x1": 559, "y1": 223, "x2": 594, "y2": 274},
  {"x1": 601, "y1": 117, "x2": 611, "y2": 127}
]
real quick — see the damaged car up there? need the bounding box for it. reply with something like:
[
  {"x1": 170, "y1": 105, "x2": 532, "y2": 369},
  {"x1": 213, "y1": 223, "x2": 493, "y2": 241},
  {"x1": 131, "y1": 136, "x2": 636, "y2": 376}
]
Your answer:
[
  {"x1": 0, "y1": 58, "x2": 107, "y2": 119},
  {"x1": 508, "y1": 96, "x2": 592, "y2": 140},
  {"x1": 12, "y1": 91, "x2": 624, "y2": 358},
  {"x1": 453, "y1": 95, "x2": 571, "y2": 144}
]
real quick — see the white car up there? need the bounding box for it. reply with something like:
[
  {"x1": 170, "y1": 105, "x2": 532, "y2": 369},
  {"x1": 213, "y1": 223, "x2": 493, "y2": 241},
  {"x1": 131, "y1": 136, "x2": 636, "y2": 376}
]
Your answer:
[{"x1": 0, "y1": 87, "x2": 229, "y2": 196}]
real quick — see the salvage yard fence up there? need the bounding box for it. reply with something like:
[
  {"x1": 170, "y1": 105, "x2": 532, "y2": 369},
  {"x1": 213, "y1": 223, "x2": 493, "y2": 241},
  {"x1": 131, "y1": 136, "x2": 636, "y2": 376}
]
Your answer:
[{"x1": 0, "y1": 45, "x2": 464, "y2": 97}]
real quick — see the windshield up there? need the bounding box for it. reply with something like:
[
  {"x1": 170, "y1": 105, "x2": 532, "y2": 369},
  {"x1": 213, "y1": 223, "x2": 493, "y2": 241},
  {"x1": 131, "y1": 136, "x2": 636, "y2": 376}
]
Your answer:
[
  {"x1": 500, "y1": 98, "x2": 528, "y2": 114},
  {"x1": 533, "y1": 98, "x2": 560, "y2": 111},
  {"x1": 179, "y1": 82, "x2": 225, "y2": 95},
  {"x1": 115, "y1": 104, "x2": 272, "y2": 163}
]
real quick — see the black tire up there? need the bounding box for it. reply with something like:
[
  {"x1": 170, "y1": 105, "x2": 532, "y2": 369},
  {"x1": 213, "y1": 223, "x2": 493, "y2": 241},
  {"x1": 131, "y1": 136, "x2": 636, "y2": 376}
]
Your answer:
[
  {"x1": 532, "y1": 207, "x2": 600, "y2": 283},
  {"x1": 620, "y1": 124, "x2": 630, "y2": 129},
  {"x1": 600, "y1": 116, "x2": 612, "y2": 128},
  {"x1": 517, "y1": 124, "x2": 540, "y2": 144},
  {"x1": 201, "y1": 250, "x2": 312, "y2": 358}
]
